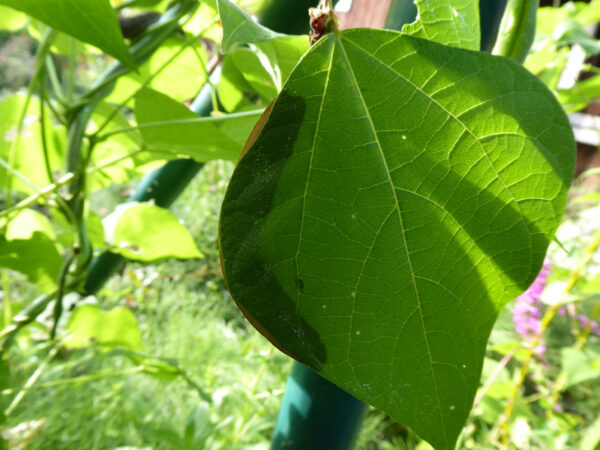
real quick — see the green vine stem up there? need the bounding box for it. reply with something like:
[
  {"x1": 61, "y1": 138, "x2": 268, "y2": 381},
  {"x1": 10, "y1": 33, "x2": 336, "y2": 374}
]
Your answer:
[
  {"x1": 0, "y1": 156, "x2": 40, "y2": 193},
  {"x1": 49, "y1": 250, "x2": 76, "y2": 340},
  {"x1": 0, "y1": 173, "x2": 75, "y2": 219},
  {"x1": 1, "y1": 366, "x2": 146, "y2": 396},
  {"x1": 80, "y1": 0, "x2": 199, "y2": 105},
  {"x1": 39, "y1": 75, "x2": 55, "y2": 183},
  {"x1": 95, "y1": 108, "x2": 264, "y2": 142},
  {"x1": 0, "y1": 148, "x2": 149, "y2": 220},
  {"x1": 2, "y1": 28, "x2": 56, "y2": 212},
  {"x1": 499, "y1": 225, "x2": 600, "y2": 446},
  {"x1": 90, "y1": 19, "x2": 218, "y2": 140},
  {"x1": 4, "y1": 345, "x2": 59, "y2": 417}
]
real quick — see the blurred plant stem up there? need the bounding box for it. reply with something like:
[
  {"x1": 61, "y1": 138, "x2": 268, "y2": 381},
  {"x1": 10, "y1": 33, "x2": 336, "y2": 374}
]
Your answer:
[{"x1": 4, "y1": 345, "x2": 59, "y2": 417}]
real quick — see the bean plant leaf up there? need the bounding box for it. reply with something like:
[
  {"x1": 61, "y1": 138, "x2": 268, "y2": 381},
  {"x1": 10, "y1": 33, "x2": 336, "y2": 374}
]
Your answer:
[
  {"x1": 217, "y1": 0, "x2": 283, "y2": 52},
  {"x1": 0, "y1": 233, "x2": 61, "y2": 293},
  {"x1": 65, "y1": 305, "x2": 142, "y2": 350},
  {"x1": 134, "y1": 88, "x2": 242, "y2": 162},
  {"x1": 219, "y1": 29, "x2": 575, "y2": 449},
  {"x1": 107, "y1": 38, "x2": 208, "y2": 105},
  {"x1": 0, "y1": 0, "x2": 134, "y2": 68},
  {"x1": 402, "y1": 0, "x2": 480, "y2": 50},
  {"x1": 112, "y1": 203, "x2": 202, "y2": 263},
  {"x1": 228, "y1": 36, "x2": 309, "y2": 102}
]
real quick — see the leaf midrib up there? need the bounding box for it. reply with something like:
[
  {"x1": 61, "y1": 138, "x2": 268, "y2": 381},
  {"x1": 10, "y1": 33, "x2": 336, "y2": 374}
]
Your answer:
[{"x1": 336, "y1": 35, "x2": 449, "y2": 446}]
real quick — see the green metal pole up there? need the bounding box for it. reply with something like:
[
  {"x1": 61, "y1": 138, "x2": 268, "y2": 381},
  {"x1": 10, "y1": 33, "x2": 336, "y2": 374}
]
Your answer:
[
  {"x1": 272, "y1": 363, "x2": 367, "y2": 449},
  {"x1": 480, "y1": 0, "x2": 508, "y2": 52}
]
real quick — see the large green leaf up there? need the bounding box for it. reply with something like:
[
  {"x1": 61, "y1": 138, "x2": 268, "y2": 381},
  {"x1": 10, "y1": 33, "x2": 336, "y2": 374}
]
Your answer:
[
  {"x1": 0, "y1": 0, "x2": 134, "y2": 68},
  {"x1": 112, "y1": 203, "x2": 202, "y2": 263},
  {"x1": 217, "y1": 0, "x2": 283, "y2": 52},
  {"x1": 402, "y1": 0, "x2": 480, "y2": 50},
  {"x1": 219, "y1": 29, "x2": 575, "y2": 449},
  {"x1": 134, "y1": 88, "x2": 242, "y2": 162}
]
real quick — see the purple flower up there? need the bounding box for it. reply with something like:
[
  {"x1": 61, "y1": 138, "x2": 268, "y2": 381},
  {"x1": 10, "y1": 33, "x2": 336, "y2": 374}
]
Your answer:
[{"x1": 512, "y1": 260, "x2": 552, "y2": 357}]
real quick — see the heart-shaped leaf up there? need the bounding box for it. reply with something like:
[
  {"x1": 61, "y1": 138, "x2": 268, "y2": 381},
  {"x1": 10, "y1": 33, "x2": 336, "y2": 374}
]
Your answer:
[{"x1": 219, "y1": 29, "x2": 575, "y2": 449}]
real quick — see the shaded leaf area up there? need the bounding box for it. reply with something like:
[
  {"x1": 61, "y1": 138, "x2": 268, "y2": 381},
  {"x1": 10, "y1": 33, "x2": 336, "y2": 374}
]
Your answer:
[
  {"x1": 403, "y1": 0, "x2": 480, "y2": 51},
  {"x1": 111, "y1": 203, "x2": 202, "y2": 263},
  {"x1": 0, "y1": 0, "x2": 134, "y2": 68},
  {"x1": 217, "y1": 0, "x2": 283, "y2": 52},
  {"x1": 220, "y1": 30, "x2": 574, "y2": 449}
]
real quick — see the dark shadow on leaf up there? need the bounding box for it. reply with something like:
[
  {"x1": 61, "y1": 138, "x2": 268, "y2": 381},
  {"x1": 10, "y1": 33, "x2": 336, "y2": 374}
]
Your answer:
[{"x1": 220, "y1": 92, "x2": 328, "y2": 369}]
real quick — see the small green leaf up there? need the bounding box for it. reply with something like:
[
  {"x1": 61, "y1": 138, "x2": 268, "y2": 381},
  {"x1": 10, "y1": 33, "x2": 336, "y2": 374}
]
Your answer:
[
  {"x1": 65, "y1": 304, "x2": 142, "y2": 350},
  {"x1": 134, "y1": 88, "x2": 241, "y2": 162},
  {"x1": 219, "y1": 29, "x2": 575, "y2": 449},
  {"x1": 402, "y1": 0, "x2": 480, "y2": 50},
  {"x1": 228, "y1": 36, "x2": 308, "y2": 103},
  {"x1": 0, "y1": 232, "x2": 61, "y2": 293},
  {"x1": 107, "y1": 38, "x2": 208, "y2": 104},
  {"x1": 218, "y1": 54, "x2": 256, "y2": 112},
  {"x1": 0, "y1": 0, "x2": 134, "y2": 68},
  {"x1": 112, "y1": 203, "x2": 202, "y2": 262},
  {"x1": 217, "y1": 0, "x2": 283, "y2": 52}
]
